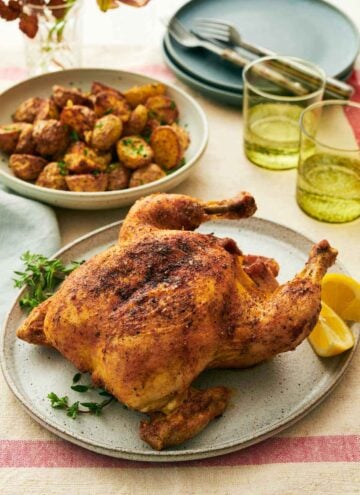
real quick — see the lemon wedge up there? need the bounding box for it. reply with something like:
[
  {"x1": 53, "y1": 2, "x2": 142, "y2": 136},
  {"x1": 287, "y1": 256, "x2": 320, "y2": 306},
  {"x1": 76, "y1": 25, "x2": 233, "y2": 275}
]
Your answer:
[
  {"x1": 321, "y1": 273, "x2": 360, "y2": 322},
  {"x1": 308, "y1": 302, "x2": 355, "y2": 357}
]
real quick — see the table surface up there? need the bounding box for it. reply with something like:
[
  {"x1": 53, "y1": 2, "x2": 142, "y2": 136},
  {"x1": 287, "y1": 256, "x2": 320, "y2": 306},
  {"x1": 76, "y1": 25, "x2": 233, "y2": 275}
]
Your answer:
[{"x1": 0, "y1": 1, "x2": 360, "y2": 494}]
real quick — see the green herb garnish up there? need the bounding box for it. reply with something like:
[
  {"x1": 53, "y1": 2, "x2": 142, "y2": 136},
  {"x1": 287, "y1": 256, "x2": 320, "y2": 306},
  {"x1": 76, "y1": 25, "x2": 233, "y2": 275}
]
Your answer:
[
  {"x1": 57, "y1": 161, "x2": 68, "y2": 176},
  {"x1": 104, "y1": 108, "x2": 114, "y2": 115},
  {"x1": 170, "y1": 100, "x2": 176, "y2": 110},
  {"x1": 48, "y1": 373, "x2": 115, "y2": 419},
  {"x1": 70, "y1": 129, "x2": 80, "y2": 142},
  {"x1": 83, "y1": 148, "x2": 88, "y2": 156},
  {"x1": 107, "y1": 163, "x2": 119, "y2": 172},
  {"x1": 13, "y1": 252, "x2": 83, "y2": 311}
]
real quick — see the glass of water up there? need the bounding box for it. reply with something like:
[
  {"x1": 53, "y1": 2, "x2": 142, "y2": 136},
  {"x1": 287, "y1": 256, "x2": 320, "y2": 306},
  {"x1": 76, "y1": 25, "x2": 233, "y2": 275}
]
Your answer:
[
  {"x1": 296, "y1": 100, "x2": 360, "y2": 223},
  {"x1": 243, "y1": 56, "x2": 326, "y2": 170}
]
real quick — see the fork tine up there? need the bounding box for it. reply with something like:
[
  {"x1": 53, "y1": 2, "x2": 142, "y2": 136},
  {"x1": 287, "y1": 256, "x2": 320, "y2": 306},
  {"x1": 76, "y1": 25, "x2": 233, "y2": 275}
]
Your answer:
[
  {"x1": 194, "y1": 18, "x2": 231, "y2": 31},
  {"x1": 195, "y1": 26, "x2": 229, "y2": 36},
  {"x1": 194, "y1": 28, "x2": 229, "y2": 42}
]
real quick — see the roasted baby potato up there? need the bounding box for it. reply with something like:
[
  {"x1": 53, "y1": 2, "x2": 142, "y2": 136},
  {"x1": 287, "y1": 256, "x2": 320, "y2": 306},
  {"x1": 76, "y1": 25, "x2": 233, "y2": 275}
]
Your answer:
[
  {"x1": 171, "y1": 123, "x2": 190, "y2": 153},
  {"x1": 123, "y1": 105, "x2": 148, "y2": 136},
  {"x1": 35, "y1": 162, "x2": 68, "y2": 190},
  {"x1": 15, "y1": 124, "x2": 36, "y2": 154},
  {"x1": 0, "y1": 124, "x2": 26, "y2": 154},
  {"x1": 90, "y1": 114, "x2": 123, "y2": 151},
  {"x1": 65, "y1": 173, "x2": 108, "y2": 192},
  {"x1": 60, "y1": 105, "x2": 96, "y2": 138},
  {"x1": 150, "y1": 126, "x2": 182, "y2": 170},
  {"x1": 12, "y1": 97, "x2": 44, "y2": 123},
  {"x1": 9, "y1": 154, "x2": 47, "y2": 181},
  {"x1": 94, "y1": 91, "x2": 131, "y2": 122},
  {"x1": 64, "y1": 141, "x2": 111, "y2": 173},
  {"x1": 146, "y1": 95, "x2": 179, "y2": 125},
  {"x1": 116, "y1": 136, "x2": 154, "y2": 170},
  {"x1": 129, "y1": 163, "x2": 166, "y2": 188},
  {"x1": 33, "y1": 119, "x2": 69, "y2": 156},
  {"x1": 107, "y1": 163, "x2": 131, "y2": 190},
  {"x1": 35, "y1": 98, "x2": 59, "y2": 121},
  {"x1": 91, "y1": 81, "x2": 123, "y2": 97},
  {"x1": 124, "y1": 83, "x2": 166, "y2": 108},
  {"x1": 52, "y1": 85, "x2": 92, "y2": 108},
  {"x1": 142, "y1": 118, "x2": 160, "y2": 140}
]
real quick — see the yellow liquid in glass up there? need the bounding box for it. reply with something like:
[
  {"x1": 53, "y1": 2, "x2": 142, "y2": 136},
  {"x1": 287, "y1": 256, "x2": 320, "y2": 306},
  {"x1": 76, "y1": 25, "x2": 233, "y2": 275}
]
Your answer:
[
  {"x1": 244, "y1": 103, "x2": 303, "y2": 170},
  {"x1": 297, "y1": 153, "x2": 360, "y2": 223}
]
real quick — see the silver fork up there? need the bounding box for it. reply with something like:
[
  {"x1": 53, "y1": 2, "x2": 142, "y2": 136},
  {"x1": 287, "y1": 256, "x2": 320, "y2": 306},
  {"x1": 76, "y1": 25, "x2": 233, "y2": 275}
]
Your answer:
[
  {"x1": 194, "y1": 18, "x2": 272, "y2": 57},
  {"x1": 168, "y1": 17, "x2": 308, "y2": 96},
  {"x1": 168, "y1": 17, "x2": 250, "y2": 66},
  {"x1": 193, "y1": 18, "x2": 353, "y2": 100}
]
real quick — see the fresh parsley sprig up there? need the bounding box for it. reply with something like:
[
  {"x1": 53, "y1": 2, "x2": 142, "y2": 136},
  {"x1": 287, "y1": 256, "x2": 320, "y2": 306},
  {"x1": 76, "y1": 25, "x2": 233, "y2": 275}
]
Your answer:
[
  {"x1": 13, "y1": 252, "x2": 83, "y2": 312},
  {"x1": 48, "y1": 373, "x2": 115, "y2": 419}
]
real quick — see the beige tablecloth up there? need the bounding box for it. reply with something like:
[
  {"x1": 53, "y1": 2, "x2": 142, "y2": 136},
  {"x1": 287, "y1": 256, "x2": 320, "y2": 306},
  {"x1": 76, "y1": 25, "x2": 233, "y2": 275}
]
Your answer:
[{"x1": 1, "y1": 20, "x2": 360, "y2": 495}]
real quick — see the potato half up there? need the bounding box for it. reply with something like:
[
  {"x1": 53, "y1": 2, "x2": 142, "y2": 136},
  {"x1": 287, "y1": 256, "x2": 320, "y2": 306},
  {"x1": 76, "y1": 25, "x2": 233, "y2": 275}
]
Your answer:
[
  {"x1": 107, "y1": 163, "x2": 131, "y2": 190},
  {"x1": 124, "y1": 83, "x2": 166, "y2": 108},
  {"x1": 10, "y1": 154, "x2": 47, "y2": 181},
  {"x1": 12, "y1": 97, "x2": 44, "y2": 123},
  {"x1": 146, "y1": 96, "x2": 179, "y2": 125},
  {"x1": 0, "y1": 124, "x2": 26, "y2": 154},
  {"x1": 36, "y1": 162, "x2": 68, "y2": 190},
  {"x1": 60, "y1": 105, "x2": 96, "y2": 138},
  {"x1": 65, "y1": 173, "x2": 108, "y2": 192},
  {"x1": 129, "y1": 163, "x2": 166, "y2": 188},
  {"x1": 52, "y1": 85, "x2": 92, "y2": 108},
  {"x1": 150, "y1": 126, "x2": 182, "y2": 170},
  {"x1": 33, "y1": 119, "x2": 69, "y2": 156},
  {"x1": 116, "y1": 136, "x2": 154, "y2": 170},
  {"x1": 91, "y1": 114, "x2": 123, "y2": 151}
]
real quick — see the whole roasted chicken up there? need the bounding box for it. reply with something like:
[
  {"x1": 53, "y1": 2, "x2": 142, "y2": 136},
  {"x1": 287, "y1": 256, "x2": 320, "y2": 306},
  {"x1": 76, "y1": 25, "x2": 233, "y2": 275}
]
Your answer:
[{"x1": 17, "y1": 192, "x2": 337, "y2": 450}]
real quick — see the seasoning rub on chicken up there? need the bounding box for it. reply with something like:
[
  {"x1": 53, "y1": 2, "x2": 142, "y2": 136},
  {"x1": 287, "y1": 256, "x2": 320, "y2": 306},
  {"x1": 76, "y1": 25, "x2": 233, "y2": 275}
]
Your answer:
[{"x1": 17, "y1": 192, "x2": 337, "y2": 450}]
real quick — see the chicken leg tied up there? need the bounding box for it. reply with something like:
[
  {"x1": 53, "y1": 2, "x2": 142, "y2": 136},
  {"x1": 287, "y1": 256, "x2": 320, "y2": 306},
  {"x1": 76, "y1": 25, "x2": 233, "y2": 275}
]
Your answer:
[{"x1": 221, "y1": 240, "x2": 338, "y2": 368}]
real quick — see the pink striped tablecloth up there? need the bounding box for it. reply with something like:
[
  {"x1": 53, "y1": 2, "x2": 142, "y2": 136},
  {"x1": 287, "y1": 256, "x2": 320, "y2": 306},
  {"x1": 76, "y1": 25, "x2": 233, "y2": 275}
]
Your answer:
[{"x1": 0, "y1": 56, "x2": 360, "y2": 494}]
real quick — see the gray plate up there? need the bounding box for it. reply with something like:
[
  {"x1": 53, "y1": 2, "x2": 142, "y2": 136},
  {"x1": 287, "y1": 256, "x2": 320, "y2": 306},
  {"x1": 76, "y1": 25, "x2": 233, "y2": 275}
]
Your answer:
[
  {"x1": 162, "y1": 42, "x2": 354, "y2": 107},
  {"x1": 1, "y1": 218, "x2": 358, "y2": 462},
  {"x1": 163, "y1": 42, "x2": 244, "y2": 107},
  {"x1": 165, "y1": 0, "x2": 359, "y2": 93}
]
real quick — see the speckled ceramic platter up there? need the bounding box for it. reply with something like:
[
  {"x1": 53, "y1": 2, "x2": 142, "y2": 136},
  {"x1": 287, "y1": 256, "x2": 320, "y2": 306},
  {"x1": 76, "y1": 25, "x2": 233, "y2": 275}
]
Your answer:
[
  {"x1": 0, "y1": 69, "x2": 208, "y2": 210},
  {"x1": 1, "y1": 218, "x2": 358, "y2": 462}
]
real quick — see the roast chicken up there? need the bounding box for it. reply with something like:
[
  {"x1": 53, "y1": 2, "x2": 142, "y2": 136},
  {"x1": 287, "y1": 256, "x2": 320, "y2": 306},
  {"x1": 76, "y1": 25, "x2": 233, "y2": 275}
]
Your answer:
[{"x1": 17, "y1": 192, "x2": 337, "y2": 450}]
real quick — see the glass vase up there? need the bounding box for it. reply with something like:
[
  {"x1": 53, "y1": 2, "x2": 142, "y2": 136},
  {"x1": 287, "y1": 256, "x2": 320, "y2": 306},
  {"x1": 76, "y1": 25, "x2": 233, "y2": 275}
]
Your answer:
[{"x1": 23, "y1": 0, "x2": 83, "y2": 76}]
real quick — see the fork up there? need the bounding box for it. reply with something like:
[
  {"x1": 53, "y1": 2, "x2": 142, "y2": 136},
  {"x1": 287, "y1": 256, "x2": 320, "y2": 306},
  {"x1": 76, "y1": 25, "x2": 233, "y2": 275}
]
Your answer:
[
  {"x1": 168, "y1": 17, "x2": 308, "y2": 96},
  {"x1": 193, "y1": 18, "x2": 354, "y2": 99},
  {"x1": 168, "y1": 17, "x2": 252, "y2": 67}
]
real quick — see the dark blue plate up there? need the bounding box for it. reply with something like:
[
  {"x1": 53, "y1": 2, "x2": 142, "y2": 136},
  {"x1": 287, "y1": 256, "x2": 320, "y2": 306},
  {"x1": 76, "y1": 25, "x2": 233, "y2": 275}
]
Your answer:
[{"x1": 164, "y1": 0, "x2": 359, "y2": 92}]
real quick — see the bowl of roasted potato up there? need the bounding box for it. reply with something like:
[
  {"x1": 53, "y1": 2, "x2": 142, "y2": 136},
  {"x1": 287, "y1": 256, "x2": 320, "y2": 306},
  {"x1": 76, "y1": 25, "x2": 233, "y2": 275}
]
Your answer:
[{"x1": 0, "y1": 69, "x2": 208, "y2": 209}]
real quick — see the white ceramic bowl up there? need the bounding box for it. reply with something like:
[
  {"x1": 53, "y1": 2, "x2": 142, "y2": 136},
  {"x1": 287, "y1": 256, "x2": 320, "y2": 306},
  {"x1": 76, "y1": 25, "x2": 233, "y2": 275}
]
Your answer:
[{"x1": 0, "y1": 69, "x2": 208, "y2": 210}]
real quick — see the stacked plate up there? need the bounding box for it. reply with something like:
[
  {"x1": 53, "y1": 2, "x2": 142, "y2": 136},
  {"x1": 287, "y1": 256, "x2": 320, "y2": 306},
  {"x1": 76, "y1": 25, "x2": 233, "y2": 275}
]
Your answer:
[{"x1": 162, "y1": 0, "x2": 360, "y2": 105}]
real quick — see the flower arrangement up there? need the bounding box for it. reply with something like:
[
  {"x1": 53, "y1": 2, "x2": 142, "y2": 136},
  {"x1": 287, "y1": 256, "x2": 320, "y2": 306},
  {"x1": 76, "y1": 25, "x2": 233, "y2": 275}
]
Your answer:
[{"x1": 0, "y1": 0, "x2": 150, "y2": 38}]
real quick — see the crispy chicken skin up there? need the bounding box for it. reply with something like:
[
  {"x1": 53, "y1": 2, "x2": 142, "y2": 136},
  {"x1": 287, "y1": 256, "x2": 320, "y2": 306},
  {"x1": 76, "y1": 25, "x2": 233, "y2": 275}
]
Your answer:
[{"x1": 17, "y1": 192, "x2": 337, "y2": 450}]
